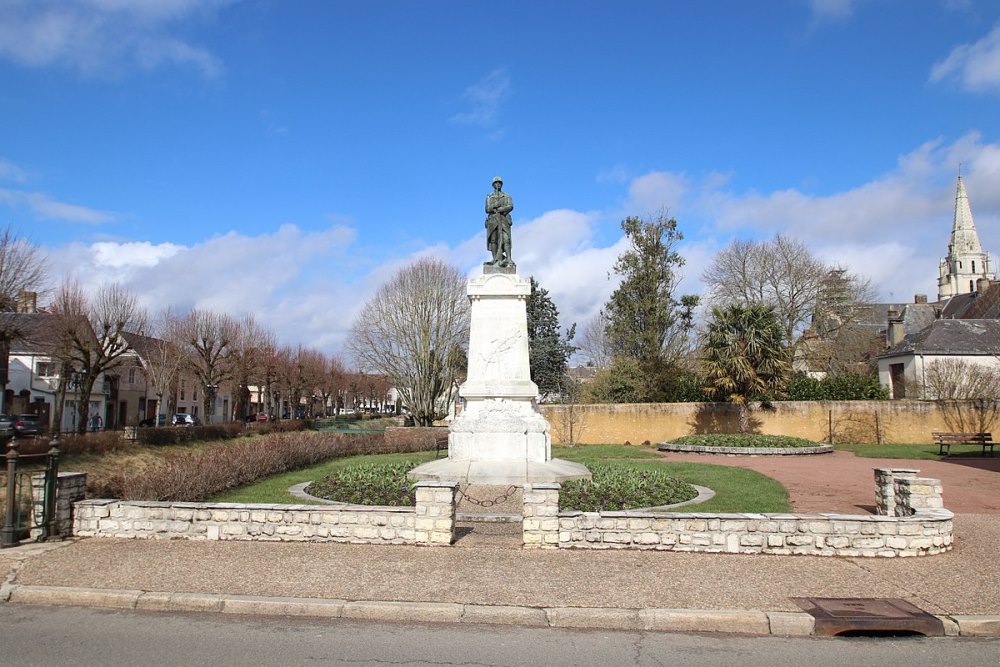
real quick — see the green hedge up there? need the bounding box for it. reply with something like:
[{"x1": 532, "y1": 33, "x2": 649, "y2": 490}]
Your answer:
[{"x1": 785, "y1": 372, "x2": 888, "y2": 401}]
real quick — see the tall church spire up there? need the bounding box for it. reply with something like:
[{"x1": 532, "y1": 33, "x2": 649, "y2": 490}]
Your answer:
[{"x1": 938, "y1": 175, "x2": 994, "y2": 300}]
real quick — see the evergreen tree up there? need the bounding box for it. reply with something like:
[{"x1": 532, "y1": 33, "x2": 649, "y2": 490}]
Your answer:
[
  {"x1": 602, "y1": 214, "x2": 699, "y2": 401},
  {"x1": 526, "y1": 277, "x2": 576, "y2": 401},
  {"x1": 702, "y1": 303, "x2": 789, "y2": 433}
]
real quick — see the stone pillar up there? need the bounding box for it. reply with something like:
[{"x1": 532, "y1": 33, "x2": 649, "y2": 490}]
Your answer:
[
  {"x1": 894, "y1": 477, "x2": 944, "y2": 516},
  {"x1": 873, "y1": 467, "x2": 919, "y2": 516},
  {"x1": 31, "y1": 472, "x2": 87, "y2": 539},
  {"x1": 522, "y1": 482, "x2": 560, "y2": 549},
  {"x1": 413, "y1": 481, "x2": 458, "y2": 545}
]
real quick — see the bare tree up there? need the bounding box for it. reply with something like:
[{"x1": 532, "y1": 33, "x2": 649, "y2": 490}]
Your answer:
[
  {"x1": 702, "y1": 235, "x2": 872, "y2": 350},
  {"x1": 349, "y1": 258, "x2": 469, "y2": 426},
  {"x1": 923, "y1": 359, "x2": 1000, "y2": 433},
  {"x1": 176, "y1": 309, "x2": 236, "y2": 423},
  {"x1": 577, "y1": 311, "x2": 612, "y2": 369},
  {"x1": 129, "y1": 308, "x2": 184, "y2": 426},
  {"x1": 227, "y1": 313, "x2": 268, "y2": 421},
  {"x1": 0, "y1": 226, "x2": 48, "y2": 412},
  {"x1": 51, "y1": 281, "x2": 147, "y2": 434}
]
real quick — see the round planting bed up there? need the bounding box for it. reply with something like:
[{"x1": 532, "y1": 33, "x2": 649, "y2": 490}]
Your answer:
[{"x1": 658, "y1": 442, "x2": 833, "y2": 456}]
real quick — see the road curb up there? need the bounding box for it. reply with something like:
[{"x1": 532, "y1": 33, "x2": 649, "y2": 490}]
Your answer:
[{"x1": 5, "y1": 584, "x2": 999, "y2": 637}]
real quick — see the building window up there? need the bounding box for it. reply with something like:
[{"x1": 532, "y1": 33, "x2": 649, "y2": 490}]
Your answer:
[
  {"x1": 180, "y1": 380, "x2": 186, "y2": 401},
  {"x1": 35, "y1": 361, "x2": 57, "y2": 377},
  {"x1": 971, "y1": 280, "x2": 975, "y2": 292},
  {"x1": 128, "y1": 368, "x2": 137, "y2": 384},
  {"x1": 972, "y1": 260, "x2": 977, "y2": 273}
]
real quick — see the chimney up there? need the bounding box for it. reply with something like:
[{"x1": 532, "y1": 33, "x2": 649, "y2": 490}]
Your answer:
[
  {"x1": 913, "y1": 294, "x2": 928, "y2": 304},
  {"x1": 886, "y1": 306, "x2": 906, "y2": 347},
  {"x1": 977, "y1": 278, "x2": 990, "y2": 294},
  {"x1": 17, "y1": 290, "x2": 37, "y2": 313}
]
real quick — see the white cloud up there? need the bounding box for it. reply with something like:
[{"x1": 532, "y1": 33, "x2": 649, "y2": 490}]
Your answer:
[
  {"x1": 0, "y1": 188, "x2": 115, "y2": 223},
  {"x1": 625, "y1": 171, "x2": 690, "y2": 215},
  {"x1": 0, "y1": 0, "x2": 231, "y2": 77},
  {"x1": 930, "y1": 23, "x2": 1000, "y2": 93},
  {"x1": 450, "y1": 68, "x2": 512, "y2": 127},
  {"x1": 636, "y1": 132, "x2": 1000, "y2": 306},
  {"x1": 91, "y1": 241, "x2": 183, "y2": 268},
  {"x1": 0, "y1": 159, "x2": 28, "y2": 184}
]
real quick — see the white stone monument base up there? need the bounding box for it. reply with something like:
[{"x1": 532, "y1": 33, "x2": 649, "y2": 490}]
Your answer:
[{"x1": 408, "y1": 457, "x2": 590, "y2": 485}]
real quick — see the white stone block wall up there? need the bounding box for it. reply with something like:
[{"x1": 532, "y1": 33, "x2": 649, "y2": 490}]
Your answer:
[
  {"x1": 73, "y1": 481, "x2": 458, "y2": 546},
  {"x1": 31, "y1": 472, "x2": 87, "y2": 539},
  {"x1": 526, "y1": 477, "x2": 953, "y2": 558},
  {"x1": 523, "y1": 483, "x2": 560, "y2": 548},
  {"x1": 873, "y1": 467, "x2": 919, "y2": 516}
]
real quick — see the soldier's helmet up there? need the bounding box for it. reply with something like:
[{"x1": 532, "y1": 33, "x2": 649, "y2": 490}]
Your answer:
[{"x1": 492, "y1": 176, "x2": 503, "y2": 185}]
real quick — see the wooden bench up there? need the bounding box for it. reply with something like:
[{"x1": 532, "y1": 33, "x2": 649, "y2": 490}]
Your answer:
[{"x1": 932, "y1": 432, "x2": 995, "y2": 457}]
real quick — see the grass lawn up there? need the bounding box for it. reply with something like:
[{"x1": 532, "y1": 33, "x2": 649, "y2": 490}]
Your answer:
[
  {"x1": 835, "y1": 443, "x2": 995, "y2": 460},
  {"x1": 212, "y1": 443, "x2": 791, "y2": 513}
]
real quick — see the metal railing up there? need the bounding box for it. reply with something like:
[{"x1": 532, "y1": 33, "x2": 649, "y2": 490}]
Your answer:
[{"x1": 0, "y1": 436, "x2": 60, "y2": 547}]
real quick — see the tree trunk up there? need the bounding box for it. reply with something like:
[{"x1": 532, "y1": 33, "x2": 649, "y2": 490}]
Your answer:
[{"x1": 738, "y1": 402, "x2": 750, "y2": 434}]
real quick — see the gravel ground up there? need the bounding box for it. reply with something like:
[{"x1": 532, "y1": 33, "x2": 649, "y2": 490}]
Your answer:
[{"x1": 9, "y1": 514, "x2": 999, "y2": 615}]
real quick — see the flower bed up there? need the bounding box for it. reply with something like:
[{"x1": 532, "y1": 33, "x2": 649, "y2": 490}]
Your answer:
[{"x1": 659, "y1": 434, "x2": 832, "y2": 456}]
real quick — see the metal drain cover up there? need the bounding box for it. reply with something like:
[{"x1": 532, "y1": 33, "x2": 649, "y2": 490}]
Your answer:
[{"x1": 792, "y1": 597, "x2": 945, "y2": 636}]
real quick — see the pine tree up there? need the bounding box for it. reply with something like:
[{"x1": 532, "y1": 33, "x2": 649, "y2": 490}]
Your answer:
[{"x1": 526, "y1": 277, "x2": 576, "y2": 401}]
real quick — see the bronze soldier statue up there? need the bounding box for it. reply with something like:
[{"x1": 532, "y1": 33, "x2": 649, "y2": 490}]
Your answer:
[{"x1": 485, "y1": 176, "x2": 514, "y2": 268}]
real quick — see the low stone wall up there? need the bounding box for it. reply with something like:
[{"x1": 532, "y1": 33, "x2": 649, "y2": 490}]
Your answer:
[
  {"x1": 73, "y1": 481, "x2": 458, "y2": 546},
  {"x1": 523, "y1": 469, "x2": 952, "y2": 557}
]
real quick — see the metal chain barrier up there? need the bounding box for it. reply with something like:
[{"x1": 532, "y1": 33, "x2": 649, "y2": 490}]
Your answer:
[{"x1": 456, "y1": 485, "x2": 519, "y2": 508}]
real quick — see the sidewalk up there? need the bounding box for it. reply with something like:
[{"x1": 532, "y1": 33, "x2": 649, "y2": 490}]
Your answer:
[{"x1": 2, "y1": 513, "x2": 999, "y2": 636}]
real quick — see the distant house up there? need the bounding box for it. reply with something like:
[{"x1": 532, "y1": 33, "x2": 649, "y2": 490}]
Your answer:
[
  {"x1": 877, "y1": 319, "x2": 1000, "y2": 399},
  {"x1": 5, "y1": 310, "x2": 111, "y2": 432}
]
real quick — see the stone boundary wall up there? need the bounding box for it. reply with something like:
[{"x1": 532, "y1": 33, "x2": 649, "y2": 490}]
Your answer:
[
  {"x1": 31, "y1": 472, "x2": 87, "y2": 540},
  {"x1": 72, "y1": 481, "x2": 458, "y2": 546},
  {"x1": 523, "y1": 470, "x2": 952, "y2": 557},
  {"x1": 540, "y1": 400, "x2": 982, "y2": 445}
]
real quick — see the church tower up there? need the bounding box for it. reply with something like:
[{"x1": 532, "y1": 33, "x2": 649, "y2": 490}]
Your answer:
[{"x1": 937, "y1": 175, "x2": 994, "y2": 300}]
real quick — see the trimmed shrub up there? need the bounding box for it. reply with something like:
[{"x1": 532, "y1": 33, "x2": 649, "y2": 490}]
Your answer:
[
  {"x1": 559, "y1": 463, "x2": 697, "y2": 511},
  {"x1": 93, "y1": 430, "x2": 438, "y2": 501},
  {"x1": 136, "y1": 423, "x2": 245, "y2": 446},
  {"x1": 383, "y1": 426, "x2": 447, "y2": 449},
  {"x1": 673, "y1": 434, "x2": 818, "y2": 448},
  {"x1": 785, "y1": 372, "x2": 888, "y2": 401}
]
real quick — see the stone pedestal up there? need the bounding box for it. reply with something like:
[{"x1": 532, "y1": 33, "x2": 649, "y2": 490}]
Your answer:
[{"x1": 409, "y1": 271, "x2": 590, "y2": 485}]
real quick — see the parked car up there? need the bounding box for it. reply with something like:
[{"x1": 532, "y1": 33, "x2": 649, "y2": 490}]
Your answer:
[
  {"x1": 0, "y1": 414, "x2": 14, "y2": 438},
  {"x1": 139, "y1": 415, "x2": 167, "y2": 427},
  {"x1": 13, "y1": 414, "x2": 44, "y2": 437},
  {"x1": 255, "y1": 413, "x2": 269, "y2": 422},
  {"x1": 171, "y1": 413, "x2": 201, "y2": 427}
]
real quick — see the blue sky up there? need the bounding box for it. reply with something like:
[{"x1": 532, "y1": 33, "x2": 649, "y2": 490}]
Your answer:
[{"x1": 2, "y1": 0, "x2": 1000, "y2": 359}]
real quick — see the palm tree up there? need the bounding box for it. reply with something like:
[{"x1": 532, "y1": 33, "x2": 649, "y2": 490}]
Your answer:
[{"x1": 702, "y1": 303, "x2": 789, "y2": 433}]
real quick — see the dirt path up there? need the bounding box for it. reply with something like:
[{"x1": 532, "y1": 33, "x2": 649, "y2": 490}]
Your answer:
[{"x1": 656, "y1": 449, "x2": 1000, "y2": 514}]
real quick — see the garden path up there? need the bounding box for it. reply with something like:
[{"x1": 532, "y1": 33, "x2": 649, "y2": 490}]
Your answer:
[{"x1": 656, "y1": 449, "x2": 1000, "y2": 514}]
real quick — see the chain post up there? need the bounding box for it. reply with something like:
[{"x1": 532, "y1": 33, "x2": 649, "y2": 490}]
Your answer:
[
  {"x1": 41, "y1": 434, "x2": 61, "y2": 540},
  {"x1": 1, "y1": 437, "x2": 21, "y2": 547}
]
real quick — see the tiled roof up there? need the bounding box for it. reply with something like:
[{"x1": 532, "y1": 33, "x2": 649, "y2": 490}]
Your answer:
[{"x1": 879, "y1": 319, "x2": 1000, "y2": 358}]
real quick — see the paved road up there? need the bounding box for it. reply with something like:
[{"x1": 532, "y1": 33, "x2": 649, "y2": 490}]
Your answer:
[{"x1": 2, "y1": 605, "x2": 999, "y2": 667}]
